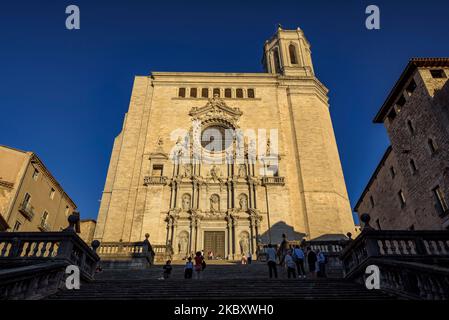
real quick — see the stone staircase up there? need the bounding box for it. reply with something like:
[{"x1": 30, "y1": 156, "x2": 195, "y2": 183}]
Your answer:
[{"x1": 48, "y1": 262, "x2": 396, "y2": 300}]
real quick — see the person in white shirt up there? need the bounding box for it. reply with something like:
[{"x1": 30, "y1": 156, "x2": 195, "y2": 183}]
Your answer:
[
  {"x1": 266, "y1": 244, "x2": 278, "y2": 278},
  {"x1": 284, "y1": 250, "x2": 297, "y2": 279}
]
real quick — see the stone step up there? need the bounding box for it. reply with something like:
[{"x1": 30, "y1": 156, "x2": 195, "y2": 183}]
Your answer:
[
  {"x1": 96, "y1": 263, "x2": 322, "y2": 280},
  {"x1": 49, "y1": 280, "x2": 394, "y2": 300},
  {"x1": 48, "y1": 264, "x2": 396, "y2": 300}
]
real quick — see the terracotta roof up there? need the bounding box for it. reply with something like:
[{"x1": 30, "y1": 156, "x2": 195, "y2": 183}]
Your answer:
[{"x1": 373, "y1": 58, "x2": 449, "y2": 123}]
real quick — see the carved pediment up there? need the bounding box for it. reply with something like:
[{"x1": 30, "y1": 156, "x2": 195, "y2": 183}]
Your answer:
[
  {"x1": 149, "y1": 152, "x2": 168, "y2": 160},
  {"x1": 189, "y1": 95, "x2": 242, "y2": 126}
]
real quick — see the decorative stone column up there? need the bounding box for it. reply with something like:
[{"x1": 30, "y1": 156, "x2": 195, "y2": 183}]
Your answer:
[{"x1": 226, "y1": 213, "x2": 233, "y2": 260}]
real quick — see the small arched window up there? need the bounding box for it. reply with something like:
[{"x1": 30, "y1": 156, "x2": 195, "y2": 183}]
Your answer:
[{"x1": 289, "y1": 44, "x2": 298, "y2": 65}]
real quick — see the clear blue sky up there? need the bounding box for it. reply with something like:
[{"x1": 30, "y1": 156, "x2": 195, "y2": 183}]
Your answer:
[{"x1": 1, "y1": 0, "x2": 449, "y2": 222}]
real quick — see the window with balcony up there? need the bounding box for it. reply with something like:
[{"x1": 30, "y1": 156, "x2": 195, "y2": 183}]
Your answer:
[
  {"x1": 247, "y1": 89, "x2": 255, "y2": 98},
  {"x1": 19, "y1": 193, "x2": 34, "y2": 221},
  {"x1": 152, "y1": 165, "x2": 164, "y2": 176},
  {"x1": 224, "y1": 88, "x2": 232, "y2": 98},
  {"x1": 201, "y1": 88, "x2": 209, "y2": 98},
  {"x1": 190, "y1": 88, "x2": 197, "y2": 98},
  {"x1": 40, "y1": 211, "x2": 50, "y2": 231},
  {"x1": 32, "y1": 169, "x2": 39, "y2": 181},
  {"x1": 23, "y1": 193, "x2": 31, "y2": 207}
]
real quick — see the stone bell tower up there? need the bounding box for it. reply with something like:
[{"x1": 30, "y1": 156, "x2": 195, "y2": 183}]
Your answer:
[{"x1": 263, "y1": 26, "x2": 314, "y2": 77}]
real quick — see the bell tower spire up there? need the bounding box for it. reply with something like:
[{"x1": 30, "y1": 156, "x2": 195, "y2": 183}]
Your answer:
[{"x1": 262, "y1": 26, "x2": 314, "y2": 77}]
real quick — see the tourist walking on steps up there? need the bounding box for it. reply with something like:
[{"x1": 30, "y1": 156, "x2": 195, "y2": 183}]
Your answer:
[
  {"x1": 293, "y1": 245, "x2": 306, "y2": 278},
  {"x1": 316, "y1": 249, "x2": 327, "y2": 278},
  {"x1": 194, "y1": 251, "x2": 204, "y2": 279},
  {"x1": 162, "y1": 260, "x2": 172, "y2": 279},
  {"x1": 306, "y1": 247, "x2": 317, "y2": 278},
  {"x1": 284, "y1": 250, "x2": 297, "y2": 279},
  {"x1": 184, "y1": 257, "x2": 193, "y2": 279},
  {"x1": 266, "y1": 244, "x2": 278, "y2": 278}
]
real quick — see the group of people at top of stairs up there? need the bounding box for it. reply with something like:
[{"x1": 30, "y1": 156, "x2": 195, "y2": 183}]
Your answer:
[
  {"x1": 263, "y1": 234, "x2": 327, "y2": 279},
  {"x1": 160, "y1": 251, "x2": 207, "y2": 280}
]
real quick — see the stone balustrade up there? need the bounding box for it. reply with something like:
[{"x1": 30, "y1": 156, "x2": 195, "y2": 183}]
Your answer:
[
  {"x1": 153, "y1": 244, "x2": 174, "y2": 262},
  {"x1": 367, "y1": 258, "x2": 449, "y2": 300},
  {"x1": 261, "y1": 176, "x2": 285, "y2": 186},
  {"x1": 144, "y1": 176, "x2": 168, "y2": 185},
  {"x1": 340, "y1": 224, "x2": 449, "y2": 299},
  {"x1": 96, "y1": 234, "x2": 156, "y2": 268},
  {"x1": 340, "y1": 229, "x2": 449, "y2": 276},
  {"x1": 0, "y1": 213, "x2": 100, "y2": 299}
]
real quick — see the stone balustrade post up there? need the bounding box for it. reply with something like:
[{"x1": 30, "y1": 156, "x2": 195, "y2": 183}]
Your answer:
[{"x1": 10, "y1": 237, "x2": 21, "y2": 258}]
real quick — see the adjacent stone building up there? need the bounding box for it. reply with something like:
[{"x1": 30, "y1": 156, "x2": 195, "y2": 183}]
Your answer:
[
  {"x1": 355, "y1": 58, "x2": 449, "y2": 230},
  {"x1": 79, "y1": 219, "x2": 97, "y2": 244},
  {"x1": 0, "y1": 145, "x2": 77, "y2": 232},
  {"x1": 94, "y1": 27, "x2": 356, "y2": 260}
]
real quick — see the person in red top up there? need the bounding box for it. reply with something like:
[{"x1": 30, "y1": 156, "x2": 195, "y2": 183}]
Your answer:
[{"x1": 194, "y1": 251, "x2": 204, "y2": 279}]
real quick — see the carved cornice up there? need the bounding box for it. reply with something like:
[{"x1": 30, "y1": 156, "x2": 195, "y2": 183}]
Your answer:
[{"x1": 189, "y1": 95, "x2": 242, "y2": 128}]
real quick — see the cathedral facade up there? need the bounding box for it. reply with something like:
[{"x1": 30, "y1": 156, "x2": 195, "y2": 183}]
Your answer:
[{"x1": 94, "y1": 27, "x2": 356, "y2": 259}]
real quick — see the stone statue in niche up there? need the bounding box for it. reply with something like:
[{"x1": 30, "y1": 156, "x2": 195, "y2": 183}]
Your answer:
[
  {"x1": 183, "y1": 164, "x2": 192, "y2": 177},
  {"x1": 239, "y1": 232, "x2": 250, "y2": 255},
  {"x1": 210, "y1": 194, "x2": 220, "y2": 212},
  {"x1": 266, "y1": 138, "x2": 271, "y2": 156},
  {"x1": 178, "y1": 232, "x2": 189, "y2": 256},
  {"x1": 182, "y1": 194, "x2": 191, "y2": 211},
  {"x1": 239, "y1": 194, "x2": 248, "y2": 211},
  {"x1": 238, "y1": 164, "x2": 246, "y2": 177},
  {"x1": 210, "y1": 165, "x2": 221, "y2": 179}
]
